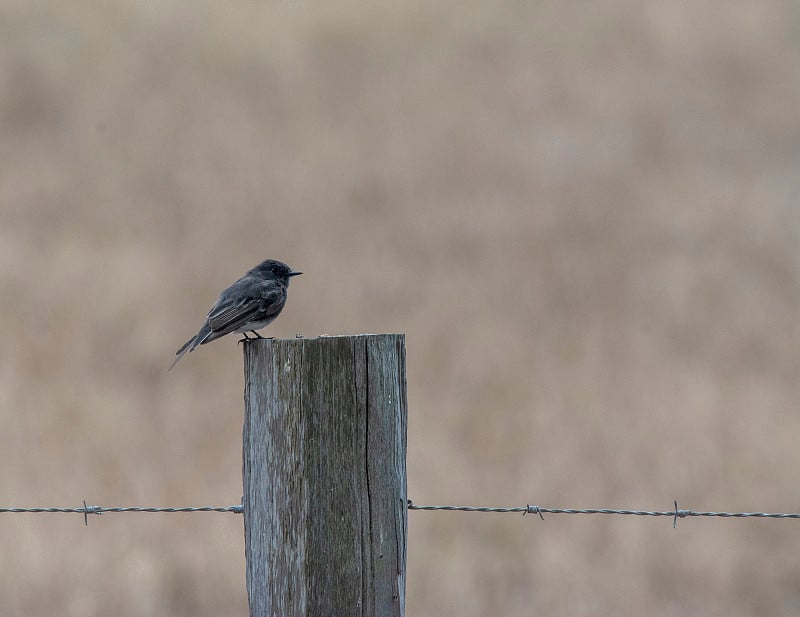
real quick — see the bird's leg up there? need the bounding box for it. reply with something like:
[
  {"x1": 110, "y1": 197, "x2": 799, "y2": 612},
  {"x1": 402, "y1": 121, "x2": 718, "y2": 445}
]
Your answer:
[{"x1": 237, "y1": 332, "x2": 252, "y2": 345}]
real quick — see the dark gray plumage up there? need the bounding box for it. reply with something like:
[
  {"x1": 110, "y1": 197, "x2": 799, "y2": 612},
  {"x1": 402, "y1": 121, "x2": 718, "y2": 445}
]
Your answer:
[{"x1": 170, "y1": 259, "x2": 301, "y2": 369}]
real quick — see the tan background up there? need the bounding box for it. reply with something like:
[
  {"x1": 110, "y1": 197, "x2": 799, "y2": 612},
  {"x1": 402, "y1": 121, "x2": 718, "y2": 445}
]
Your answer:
[{"x1": 2, "y1": 1, "x2": 800, "y2": 615}]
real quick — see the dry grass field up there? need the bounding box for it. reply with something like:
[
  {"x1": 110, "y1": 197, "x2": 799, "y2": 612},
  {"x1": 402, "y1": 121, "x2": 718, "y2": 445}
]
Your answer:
[{"x1": 2, "y1": 1, "x2": 800, "y2": 615}]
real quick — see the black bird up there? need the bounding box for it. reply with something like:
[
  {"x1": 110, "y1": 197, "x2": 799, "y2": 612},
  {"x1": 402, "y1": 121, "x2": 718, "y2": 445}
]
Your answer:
[{"x1": 170, "y1": 259, "x2": 301, "y2": 369}]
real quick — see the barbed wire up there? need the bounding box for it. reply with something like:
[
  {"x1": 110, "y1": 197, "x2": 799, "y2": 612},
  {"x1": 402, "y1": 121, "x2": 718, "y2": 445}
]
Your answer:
[
  {"x1": 407, "y1": 501, "x2": 800, "y2": 528},
  {"x1": 0, "y1": 501, "x2": 243, "y2": 525},
  {"x1": 3, "y1": 499, "x2": 800, "y2": 527}
]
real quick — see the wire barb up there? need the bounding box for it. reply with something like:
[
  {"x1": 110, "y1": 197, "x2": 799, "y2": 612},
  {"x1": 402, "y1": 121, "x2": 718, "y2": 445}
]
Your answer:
[
  {"x1": 524, "y1": 504, "x2": 545, "y2": 520},
  {"x1": 82, "y1": 500, "x2": 103, "y2": 526}
]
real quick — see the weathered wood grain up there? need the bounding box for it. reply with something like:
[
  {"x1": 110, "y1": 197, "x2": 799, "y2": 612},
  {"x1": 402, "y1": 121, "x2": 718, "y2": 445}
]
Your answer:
[{"x1": 243, "y1": 334, "x2": 407, "y2": 617}]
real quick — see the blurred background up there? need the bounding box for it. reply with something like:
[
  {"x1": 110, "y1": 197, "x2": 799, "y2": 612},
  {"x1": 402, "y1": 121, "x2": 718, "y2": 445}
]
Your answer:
[{"x1": 2, "y1": 1, "x2": 800, "y2": 615}]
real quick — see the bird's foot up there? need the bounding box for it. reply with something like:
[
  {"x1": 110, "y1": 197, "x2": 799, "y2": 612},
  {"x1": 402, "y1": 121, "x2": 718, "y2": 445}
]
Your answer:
[
  {"x1": 237, "y1": 332, "x2": 252, "y2": 345},
  {"x1": 251, "y1": 331, "x2": 273, "y2": 340}
]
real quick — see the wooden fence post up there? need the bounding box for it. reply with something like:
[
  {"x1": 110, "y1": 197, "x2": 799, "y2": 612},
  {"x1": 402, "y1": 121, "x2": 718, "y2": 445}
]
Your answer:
[{"x1": 242, "y1": 334, "x2": 407, "y2": 617}]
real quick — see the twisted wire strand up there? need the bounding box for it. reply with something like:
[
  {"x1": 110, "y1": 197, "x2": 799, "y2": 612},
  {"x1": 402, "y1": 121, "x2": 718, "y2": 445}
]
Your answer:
[
  {"x1": 0, "y1": 503, "x2": 243, "y2": 525},
  {"x1": 4, "y1": 502, "x2": 800, "y2": 528},
  {"x1": 407, "y1": 502, "x2": 800, "y2": 522},
  {"x1": 0, "y1": 505, "x2": 242, "y2": 514}
]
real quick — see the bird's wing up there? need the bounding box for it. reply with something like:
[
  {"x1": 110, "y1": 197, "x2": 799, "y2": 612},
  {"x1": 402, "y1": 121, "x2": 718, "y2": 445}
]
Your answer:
[{"x1": 205, "y1": 278, "x2": 285, "y2": 335}]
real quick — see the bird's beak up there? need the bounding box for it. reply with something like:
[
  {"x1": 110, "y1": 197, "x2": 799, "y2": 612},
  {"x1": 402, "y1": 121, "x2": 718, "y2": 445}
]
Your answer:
[{"x1": 289, "y1": 271, "x2": 302, "y2": 277}]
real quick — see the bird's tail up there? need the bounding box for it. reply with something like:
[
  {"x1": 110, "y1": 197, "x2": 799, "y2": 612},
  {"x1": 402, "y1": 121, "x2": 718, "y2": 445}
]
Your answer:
[
  {"x1": 169, "y1": 336, "x2": 196, "y2": 370},
  {"x1": 169, "y1": 324, "x2": 212, "y2": 370}
]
